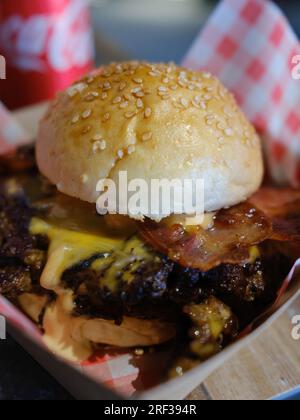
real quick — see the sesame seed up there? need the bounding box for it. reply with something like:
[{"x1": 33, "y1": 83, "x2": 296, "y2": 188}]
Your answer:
[
  {"x1": 202, "y1": 72, "x2": 211, "y2": 79},
  {"x1": 135, "y1": 91, "x2": 145, "y2": 98},
  {"x1": 132, "y1": 87, "x2": 142, "y2": 94},
  {"x1": 125, "y1": 111, "x2": 137, "y2": 119},
  {"x1": 101, "y1": 92, "x2": 108, "y2": 100},
  {"x1": 194, "y1": 95, "x2": 201, "y2": 103},
  {"x1": 224, "y1": 128, "x2": 234, "y2": 136},
  {"x1": 115, "y1": 65, "x2": 123, "y2": 74},
  {"x1": 71, "y1": 114, "x2": 80, "y2": 124},
  {"x1": 103, "y1": 82, "x2": 111, "y2": 90},
  {"x1": 102, "y1": 113, "x2": 111, "y2": 123},
  {"x1": 93, "y1": 140, "x2": 106, "y2": 152},
  {"x1": 137, "y1": 98, "x2": 144, "y2": 109},
  {"x1": 134, "y1": 348, "x2": 144, "y2": 356},
  {"x1": 217, "y1": 122, "x2": 226, "y2": 130},
  {"x1": 124, "y1": 93, "x2": 131, "y2": 101},
  {"x1": 200, "y1": 101, "x2": 207, "y2": 110},
  {"x1": 113, "y1": 96, "x2": 122, "y2": 104},
  {"x1": 163, "y1": 77, "x2": 169, "y2": 84},
  {"x1": 92, "y1": 134, "x2": 103, "y2": 141},
  {"x1": 188, "y1": 84, "x2": 195, "y2": 91},
  {"x1": 149, "y1": 71, "x2": 159, "y2": 77},
  {"x1": 119, "y1": 82, "x2": 127, "y2": 91},
  {"x1": 204, "y1": 94, "x2": 212, "y2": 101},
  {"x1": 82, "y1": 109, "x2": 92, "y2": 119},
  {"x1": 86, "y1": 76, "x2": 94, "y2": 84},
  {"x1": 68, "y1": 88, "x2": 78, "y2": 98},
  {"x1": 158, "y1": 86, "x2": 168, "y2": 92},
  {"x1": 178, "y1": 80, "x2": 187, "y2": 88},
  {"x1": 170, "y1": 84, "x2": 178, "y2": 91},
  {"x1": 81, "y1": 126, "x2": 91, "y2": 134},
  {"x1": 133, "y1": 78, "x2": 143, "y2": 84},
  {"x1": 161, "y1": 94, "x2": 171, "y2": 100},
  {"x1": 173, "y1": 101, "x2": 184, "y2": 109},
  {"x1": 70, "y1": 82, "x2": 88, "y2": 94},
  {"x1": 142, "y1": 132, "x2": 153, "y2": 142},
  {"x1": 127, "y1": 145, "x2": 136, "y2": 155},
  {"x1": 84, "y1": 92, "x2": 99, "y2": 102},
  {"x1": 117, "y1": 149, "x2": 124, "y2": 159},
  {"x1": 144, "y1": 107, "x2": 152, "y2": 118},
  {"x1": 181, "y1": 98, "x2": 189, "y2": 108},
  {"x1": 119, "y1": 101, "x2": 129, "y2": 109}
]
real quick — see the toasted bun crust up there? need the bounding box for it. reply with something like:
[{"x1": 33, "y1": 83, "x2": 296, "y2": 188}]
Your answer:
[{"x1": 37, "y1": 61, "x2": 263, "y2": 220}]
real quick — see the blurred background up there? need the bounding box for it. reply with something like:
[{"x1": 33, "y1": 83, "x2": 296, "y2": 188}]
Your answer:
[
  {"x1": 0, "y1": 0, "x2": 300, "y2": 109},
  {"x1": 91, "y1": 0, "x2": 300, "y2": 64}
]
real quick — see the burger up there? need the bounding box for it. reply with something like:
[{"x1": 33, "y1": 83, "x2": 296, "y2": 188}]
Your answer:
[{"x1": 0, "y1": 62, "x2": 299, "y2": 370}]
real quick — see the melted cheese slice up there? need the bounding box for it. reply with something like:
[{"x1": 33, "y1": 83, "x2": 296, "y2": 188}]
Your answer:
[{"x1": 30, "y1": 217, "x2": 126, "y2": 292}]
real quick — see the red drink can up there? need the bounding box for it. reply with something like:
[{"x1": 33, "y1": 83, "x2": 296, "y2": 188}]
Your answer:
[{"x1": 0, "y1": 0, "x2": 94, "y2": 109}]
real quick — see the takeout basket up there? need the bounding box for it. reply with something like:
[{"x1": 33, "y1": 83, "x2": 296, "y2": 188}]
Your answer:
[{"x1": 1, "y1": 0, "x2": 300, "y2": 400}]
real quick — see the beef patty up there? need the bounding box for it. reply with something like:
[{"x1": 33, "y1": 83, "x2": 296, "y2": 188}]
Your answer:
[{"x1": 0, "y1": 162, "x2": 291, "y2": 329}]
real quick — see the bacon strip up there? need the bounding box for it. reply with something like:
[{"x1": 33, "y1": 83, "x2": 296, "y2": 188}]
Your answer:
[
  {"x1": 139, "y1": 202, "x2": 272, "y2": 272},
  {"x1": 140, "y1": 188, "x2": 300, "y2": 272},
  {"x1": 250, "y1": 188, "x2": 300, "y2": 242}
]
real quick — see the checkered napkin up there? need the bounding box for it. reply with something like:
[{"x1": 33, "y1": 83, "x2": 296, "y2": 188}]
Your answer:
[
  {"x1": 0, "y1": 0, "x2": 300, "y2": 398},
  {"x1": 183, "y1": 0, "x2": 300, "y2": 187}
]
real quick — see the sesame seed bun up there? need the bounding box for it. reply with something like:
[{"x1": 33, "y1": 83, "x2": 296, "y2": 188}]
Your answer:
[{"x1": 37, "y1": 61, "x2": 263, "y2": 220}]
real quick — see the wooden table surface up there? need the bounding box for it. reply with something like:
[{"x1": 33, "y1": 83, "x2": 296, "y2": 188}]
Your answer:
[
  {"x1": 188, "y1": 296, "x2": 300, "y2": 400},
  {"x1": 14, "y1": 104, "x2": 300, "y2": 401}
]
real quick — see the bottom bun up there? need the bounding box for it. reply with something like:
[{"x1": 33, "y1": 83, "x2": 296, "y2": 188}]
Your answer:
[
  {"x1": 82, "y1": 317, "x2": 176, "y2": 348},
  {"x1": 18, "y1": 293, "x2": 176, "y2": 362}
]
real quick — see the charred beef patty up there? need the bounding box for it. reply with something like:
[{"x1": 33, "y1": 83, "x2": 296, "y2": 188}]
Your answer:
[
  {"x1": 0, "y1": 166, "x2": 291, "y2": 329},
  {"x1": 67, "y1": 252, "x2": 289, "y2": 328}
]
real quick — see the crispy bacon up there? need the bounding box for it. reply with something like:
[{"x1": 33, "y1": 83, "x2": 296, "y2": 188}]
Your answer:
[
  {"x1": 139, "y1": 187, "x2": 300, "y2": 271},
  {"x1": 250, "y1": 188, "x2": 300, "y2": 242},
  {"x1": 139, "y1": 202, "x2": 272, "y2": 272}
]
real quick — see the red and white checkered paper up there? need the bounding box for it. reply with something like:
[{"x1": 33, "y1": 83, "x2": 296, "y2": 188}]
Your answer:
[
  {"x1": 0, "y1": 0, "x2": 300, "y2": 398},
  {"x1": 184, "y1": 0, "x2": 300, "y2": 187}
]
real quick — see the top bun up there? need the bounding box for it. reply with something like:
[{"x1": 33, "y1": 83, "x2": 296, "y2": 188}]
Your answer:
[{"x1": 37, "y1": 61, "x2": 263, "y2": 220}]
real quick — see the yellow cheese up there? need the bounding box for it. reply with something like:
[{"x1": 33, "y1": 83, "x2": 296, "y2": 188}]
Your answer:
[
  {"x1": 164, "y1": 212, "x2": 216, "y2": 231},
  {"x1": 30, "y1": 217, "x2": 125, "y2": 292},
  {"x1": 249, "y1": 246, "x2": 260, "y2": 264}
]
